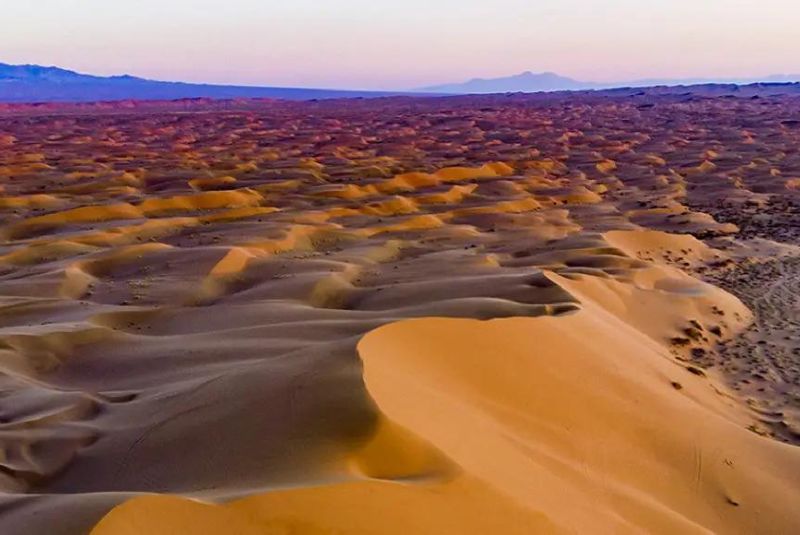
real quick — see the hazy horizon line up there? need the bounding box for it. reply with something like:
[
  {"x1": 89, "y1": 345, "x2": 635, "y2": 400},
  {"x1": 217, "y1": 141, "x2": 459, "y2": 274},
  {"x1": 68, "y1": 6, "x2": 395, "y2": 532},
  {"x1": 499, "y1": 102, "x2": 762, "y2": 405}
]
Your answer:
[{"x1": 3, "y1": 60, "x2": 800, "y2": 93}]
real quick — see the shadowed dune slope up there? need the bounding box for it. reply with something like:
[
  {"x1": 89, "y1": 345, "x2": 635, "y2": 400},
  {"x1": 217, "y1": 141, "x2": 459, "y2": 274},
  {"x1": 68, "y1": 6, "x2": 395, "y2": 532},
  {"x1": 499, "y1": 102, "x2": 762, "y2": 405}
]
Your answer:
[{"x1": 90, "y1": 267, "x2": 799, "y2": 534}]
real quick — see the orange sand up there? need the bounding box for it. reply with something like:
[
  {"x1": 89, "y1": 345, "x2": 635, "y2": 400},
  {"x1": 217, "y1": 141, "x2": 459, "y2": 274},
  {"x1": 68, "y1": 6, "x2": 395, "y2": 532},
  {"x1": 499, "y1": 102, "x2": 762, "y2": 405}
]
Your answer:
[{"x1": 0, "y1": 94, "x2": 798, "y2": 534}]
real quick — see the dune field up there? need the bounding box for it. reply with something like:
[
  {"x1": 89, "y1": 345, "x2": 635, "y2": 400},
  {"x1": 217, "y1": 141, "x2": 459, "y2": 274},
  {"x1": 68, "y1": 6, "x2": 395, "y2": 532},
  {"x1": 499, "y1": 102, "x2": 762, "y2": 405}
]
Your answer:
[{"x1": 0, "y1": 91, "x2": 799, "y2": 533}]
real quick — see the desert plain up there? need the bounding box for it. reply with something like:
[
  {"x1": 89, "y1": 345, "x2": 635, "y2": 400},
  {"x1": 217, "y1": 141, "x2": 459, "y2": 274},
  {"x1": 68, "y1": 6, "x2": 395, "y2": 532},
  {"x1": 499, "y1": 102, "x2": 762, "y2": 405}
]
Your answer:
[{"x1": 0, "y1": 89, "x2": 799, "y2": 534}]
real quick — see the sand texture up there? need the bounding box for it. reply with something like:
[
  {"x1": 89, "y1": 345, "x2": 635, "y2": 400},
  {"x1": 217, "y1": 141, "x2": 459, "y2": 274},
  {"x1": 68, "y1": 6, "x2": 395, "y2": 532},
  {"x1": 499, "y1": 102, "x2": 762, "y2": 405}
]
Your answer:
[{"x1": 0, "y1": 91, "x2": 798, "y2": 534}]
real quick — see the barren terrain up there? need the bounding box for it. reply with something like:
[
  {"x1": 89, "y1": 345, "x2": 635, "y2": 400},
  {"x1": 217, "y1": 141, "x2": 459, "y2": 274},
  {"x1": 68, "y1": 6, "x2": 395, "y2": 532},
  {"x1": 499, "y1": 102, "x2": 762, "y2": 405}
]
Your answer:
[{"x1": 0, "y1": 91, "x2": 798, "y2": 534}]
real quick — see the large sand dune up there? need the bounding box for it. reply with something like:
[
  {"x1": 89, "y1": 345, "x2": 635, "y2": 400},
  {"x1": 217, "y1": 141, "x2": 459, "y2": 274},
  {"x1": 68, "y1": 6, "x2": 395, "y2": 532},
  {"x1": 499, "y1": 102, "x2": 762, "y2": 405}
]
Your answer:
[
  {"x1": 0, "y1": 92, "x2": 798, "y2": 533},
  {"x1": 90, "y1": 276, "x2": 800, "y2": 534}
]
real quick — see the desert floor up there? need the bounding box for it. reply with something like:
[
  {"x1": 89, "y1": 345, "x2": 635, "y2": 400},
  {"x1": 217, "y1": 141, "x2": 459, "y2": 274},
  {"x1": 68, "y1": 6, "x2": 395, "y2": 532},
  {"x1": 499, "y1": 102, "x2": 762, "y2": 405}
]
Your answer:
[{"x1": 0, "y1": 91, "x2": 799, "y2": 534}]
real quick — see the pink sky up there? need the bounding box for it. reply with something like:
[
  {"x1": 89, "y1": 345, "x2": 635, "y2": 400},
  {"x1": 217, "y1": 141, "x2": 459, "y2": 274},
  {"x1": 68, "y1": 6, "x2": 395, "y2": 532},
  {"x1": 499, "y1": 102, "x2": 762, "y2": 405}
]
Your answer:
[{"x1": 4, "y1": 0, "x2": 799, "y2": 90}]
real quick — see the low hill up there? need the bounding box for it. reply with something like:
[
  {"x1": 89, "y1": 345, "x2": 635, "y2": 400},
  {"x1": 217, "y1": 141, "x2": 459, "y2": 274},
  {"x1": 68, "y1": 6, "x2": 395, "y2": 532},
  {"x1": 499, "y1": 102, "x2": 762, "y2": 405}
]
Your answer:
[{"x1": 0, "y1": 63, "x2": 411, "y2": 102}]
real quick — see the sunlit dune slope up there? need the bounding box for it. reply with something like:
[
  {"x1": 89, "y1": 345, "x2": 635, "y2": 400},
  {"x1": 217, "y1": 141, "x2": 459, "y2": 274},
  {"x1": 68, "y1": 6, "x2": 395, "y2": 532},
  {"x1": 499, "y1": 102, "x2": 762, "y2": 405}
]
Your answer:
[{"x1": 90, "y1": 264, "x2": 799, "y2": 534}]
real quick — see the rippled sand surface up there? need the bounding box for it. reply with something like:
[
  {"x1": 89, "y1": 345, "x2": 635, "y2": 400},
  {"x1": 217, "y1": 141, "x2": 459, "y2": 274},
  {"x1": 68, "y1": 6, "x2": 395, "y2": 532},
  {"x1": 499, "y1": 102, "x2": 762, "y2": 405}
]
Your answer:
[{"x1": 0, "y1": 91, "x2": 799, "y2": 534}]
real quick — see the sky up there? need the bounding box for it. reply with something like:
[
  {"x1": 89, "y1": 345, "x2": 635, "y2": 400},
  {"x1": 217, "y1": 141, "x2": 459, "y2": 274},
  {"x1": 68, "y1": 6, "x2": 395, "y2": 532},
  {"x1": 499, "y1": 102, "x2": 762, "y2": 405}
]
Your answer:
[{"x1": 2, "y1": 0, "x2": 799, "y2": 90}]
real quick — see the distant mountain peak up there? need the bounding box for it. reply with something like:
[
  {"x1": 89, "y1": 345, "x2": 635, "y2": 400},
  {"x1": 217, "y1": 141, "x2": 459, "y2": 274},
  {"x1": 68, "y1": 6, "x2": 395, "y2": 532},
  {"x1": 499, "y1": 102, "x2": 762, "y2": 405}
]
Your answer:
[
  {"x1": 0, "y1": 63, "x2": 86, "y2": 81},
  {"x1": 419, "y1": 71, "x2": 594, "y2": 94},
  {"x1": 419, "y1": 70, "x2": 800, "y2": 95},
  {"x1": 520, "y1": 71, "x2": 556, "y2": 77}
]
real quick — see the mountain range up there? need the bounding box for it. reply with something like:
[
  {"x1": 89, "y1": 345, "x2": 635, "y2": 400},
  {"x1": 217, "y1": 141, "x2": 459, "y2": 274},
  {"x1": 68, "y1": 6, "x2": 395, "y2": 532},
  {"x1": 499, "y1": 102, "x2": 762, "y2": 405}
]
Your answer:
[
  {"x1": 2, "y1": 62, "x2": 800, "y2": 103},
  {"x1": 0, "y1": 63, "x2": 411, "y2": 102},
  {"x1": 419, "y1": 70, "x2": 800, "y2": 94}
]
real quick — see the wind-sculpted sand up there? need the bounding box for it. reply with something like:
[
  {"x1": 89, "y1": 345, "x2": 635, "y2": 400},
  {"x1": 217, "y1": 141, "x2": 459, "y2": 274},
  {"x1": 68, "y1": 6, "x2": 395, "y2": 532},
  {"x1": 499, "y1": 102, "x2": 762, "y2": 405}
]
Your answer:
[{"x1": 0, "y1": 91, "x2": 799, "y2": 533}]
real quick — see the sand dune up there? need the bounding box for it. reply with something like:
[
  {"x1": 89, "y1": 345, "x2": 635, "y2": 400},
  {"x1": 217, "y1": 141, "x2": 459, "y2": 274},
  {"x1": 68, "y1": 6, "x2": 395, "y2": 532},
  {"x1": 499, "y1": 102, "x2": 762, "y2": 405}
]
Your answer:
[
  {"x1": 0, "y1": 92, "x2": 798, "y2": 534},
  {"x1": 90, "y1": 279, "x2": 800, "y2": 534}
]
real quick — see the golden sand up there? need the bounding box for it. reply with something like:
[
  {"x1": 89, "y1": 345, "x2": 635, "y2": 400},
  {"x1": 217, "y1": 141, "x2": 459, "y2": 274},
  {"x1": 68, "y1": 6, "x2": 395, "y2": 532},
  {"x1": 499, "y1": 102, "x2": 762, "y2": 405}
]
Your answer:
[{"x1": 0, "y1": 93, "x2": 798, "y2": 534}]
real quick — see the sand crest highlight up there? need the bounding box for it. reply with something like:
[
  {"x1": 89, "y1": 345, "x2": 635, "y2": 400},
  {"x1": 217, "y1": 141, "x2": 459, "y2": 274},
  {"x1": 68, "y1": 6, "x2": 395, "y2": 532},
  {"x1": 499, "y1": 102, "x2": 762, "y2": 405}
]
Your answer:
[{"x1": 89, "y1": 268, "x2": 800, "y2": 534}]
